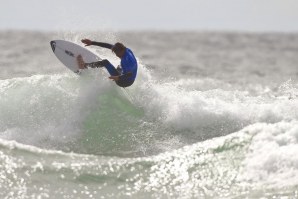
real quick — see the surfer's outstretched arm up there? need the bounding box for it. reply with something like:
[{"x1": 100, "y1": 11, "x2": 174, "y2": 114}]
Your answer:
[
  {"x1": 81, "y1": 39, "x2": 113, "y2": 49},
  {"x1": 91, "y1": 42, "x2": 113, "y2": 49}
]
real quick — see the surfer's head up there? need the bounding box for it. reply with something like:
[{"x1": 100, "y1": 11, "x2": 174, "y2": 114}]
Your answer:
[{"x1": 112, "y1": 42, "x2": 126, "y2": 58}]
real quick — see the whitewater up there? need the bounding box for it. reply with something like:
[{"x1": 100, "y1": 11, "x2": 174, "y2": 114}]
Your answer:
[{"x1": 0, "y1": 31, "x2": 298, "y2": 198}]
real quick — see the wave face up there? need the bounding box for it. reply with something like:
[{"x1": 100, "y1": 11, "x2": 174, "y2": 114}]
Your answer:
[{"x1": 0, "y1": 31, "x2": 298, "y2": 198}]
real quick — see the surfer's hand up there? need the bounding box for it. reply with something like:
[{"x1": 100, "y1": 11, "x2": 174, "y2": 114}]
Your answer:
[
  {"x1": 81, "y1": 39, "x2": 92, "y2": 46},
  {"x1": 109, "y1": 76, "x2": 119, "y2": 81}
]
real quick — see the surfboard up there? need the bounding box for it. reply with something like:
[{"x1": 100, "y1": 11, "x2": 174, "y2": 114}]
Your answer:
[{"x1": 50, "y1": 40, "x2": 101, "y2": 73}]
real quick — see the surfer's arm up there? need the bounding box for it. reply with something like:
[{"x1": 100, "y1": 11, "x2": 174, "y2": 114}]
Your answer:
[
  {"x1": 81, "y1": 39, "x2": 113, "y2": 49},
  {"x1": 91, "y1": 42, "x2": 113, "y2": 49},
  {"x1": 109, "y1": 72, "x2": 132, "y2": 81}
]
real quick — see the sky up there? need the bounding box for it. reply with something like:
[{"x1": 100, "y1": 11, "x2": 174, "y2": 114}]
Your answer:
[{"x1": 1, "y1": 0, "x2": 298, "y2": 32}]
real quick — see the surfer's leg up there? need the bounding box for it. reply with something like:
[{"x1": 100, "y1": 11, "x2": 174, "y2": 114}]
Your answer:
[
  {"x1": 102, "y1": 61, "x2": 120, "y2": 76},
  {"x1": 84, "y1": 60, "x2": 105, "y2": 68},
  {"x1": 85, "y1": 59, "x2": 120, "y2": 76}
]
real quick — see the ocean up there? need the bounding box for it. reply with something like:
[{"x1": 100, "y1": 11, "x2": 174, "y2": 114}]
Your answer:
[{"x1": 0, "y1": 30, "x2": 298, "y2": 198}]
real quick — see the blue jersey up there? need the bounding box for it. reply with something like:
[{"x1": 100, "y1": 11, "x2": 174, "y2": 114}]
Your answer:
[
  {"x1": 120, "y1": 48, "x2": 138, "y2": 82},
  {"x1": 88, "y1": 41, "x2": 138, "y2": 87}
]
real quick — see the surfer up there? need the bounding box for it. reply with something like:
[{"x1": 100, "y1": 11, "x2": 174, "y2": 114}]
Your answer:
[{"x1": 77, "y1": 39, "x2": 138, "y2": 87}]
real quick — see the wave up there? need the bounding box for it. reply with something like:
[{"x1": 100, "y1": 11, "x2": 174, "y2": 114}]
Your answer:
[
  {"x1": 1, "y1": 63, "x2": 298, "y2": 158},
  {"x1": 2, "y1": 30, "x2": 298, "y2": 198},
  {"x1": 1, "y1": 120, "x2": 298, "y2": 198}
]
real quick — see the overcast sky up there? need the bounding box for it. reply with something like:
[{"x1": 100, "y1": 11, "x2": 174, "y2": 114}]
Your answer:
[{"x1": 1, "y1": 0, "x2": 298, "y2": 32}]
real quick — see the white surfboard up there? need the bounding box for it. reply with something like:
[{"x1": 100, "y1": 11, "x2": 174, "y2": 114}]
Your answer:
[{"x1": 50, "y1": 40, "x2": 101, "y2": 73}]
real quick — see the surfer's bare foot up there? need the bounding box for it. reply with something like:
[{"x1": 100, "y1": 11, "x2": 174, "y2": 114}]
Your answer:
[{"x1": 77, "y1": 55, "x2": 86, "y2": 69}]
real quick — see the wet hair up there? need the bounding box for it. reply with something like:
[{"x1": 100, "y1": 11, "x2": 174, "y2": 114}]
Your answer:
[{"x1": 112, "y1": 42, "x2": 126, "y2": 53}]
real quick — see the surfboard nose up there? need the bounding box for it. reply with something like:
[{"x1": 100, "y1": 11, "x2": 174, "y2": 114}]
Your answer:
[{"x1": 50, "y1": 41, "x2": 56, "y2": 52}]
